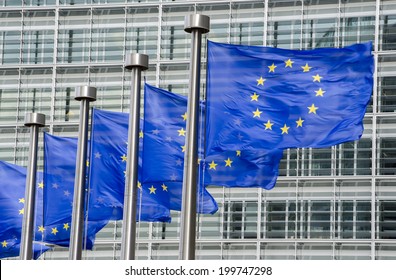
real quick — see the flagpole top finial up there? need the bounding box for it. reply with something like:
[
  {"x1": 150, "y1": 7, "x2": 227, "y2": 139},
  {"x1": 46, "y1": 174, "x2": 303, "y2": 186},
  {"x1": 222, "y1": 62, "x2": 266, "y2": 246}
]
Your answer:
[
  {"x1": 75, "y1": 86, "x2": 97, "y2": 101},
  {"x1": 24, "y1": 112, "x2": 46, "y2": 127},
  {"x1": 125, "y1": 53, "x2": 149, "y2": 71},
  {"x1": 184, "y1": 14, "x2": 210, "y2": 34}
]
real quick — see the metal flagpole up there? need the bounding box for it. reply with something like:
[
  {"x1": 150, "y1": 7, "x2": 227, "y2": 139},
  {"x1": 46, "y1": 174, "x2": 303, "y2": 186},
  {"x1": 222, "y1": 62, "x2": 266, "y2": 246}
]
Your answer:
[
  {"x1": 179, "y1": 14, "x2": 210, "y2": 260},
  {"x1": 69, "y1": 86, "x2": 96, "y2": 260},
  {"x1": 20, "y1": 113, "x2": 45, "y2": 260},
  {"x1": 121, "y1": 53, "x2": 148, "y2": 260}
]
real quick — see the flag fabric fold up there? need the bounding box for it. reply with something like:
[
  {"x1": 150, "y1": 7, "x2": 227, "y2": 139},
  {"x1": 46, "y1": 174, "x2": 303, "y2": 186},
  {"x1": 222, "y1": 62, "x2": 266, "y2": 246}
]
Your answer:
[
  {"x1": 205, "y1": 41, "x2": 374, "y2": 154},
  {"x1": 0, "y1": 161, "x2": 50, "y2": 259}
]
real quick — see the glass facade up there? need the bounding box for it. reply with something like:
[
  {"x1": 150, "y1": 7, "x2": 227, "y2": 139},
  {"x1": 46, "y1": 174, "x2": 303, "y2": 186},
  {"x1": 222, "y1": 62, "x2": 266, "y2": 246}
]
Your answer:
[{"x1": 1, "y1": 0, "x2": 395, "y2": 260}]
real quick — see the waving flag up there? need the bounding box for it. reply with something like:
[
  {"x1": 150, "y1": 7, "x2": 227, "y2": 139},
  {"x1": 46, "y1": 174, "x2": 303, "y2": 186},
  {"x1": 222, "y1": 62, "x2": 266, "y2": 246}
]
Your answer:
[
  {"x1": 0, "y1": 161, "x2": 49, "y2": 259},
  {"x1": 89, "y1": 110, "x2": 171, "y2": 222},
  {"x1": 43, "y1": 133, "x2": 108, "y2": 248},
  {"x1": 205, "y1": 41, "x2": 374, "y2": 154},
  {"x1": 143, "y1": 83, "x2": 283, "y2": 191}
]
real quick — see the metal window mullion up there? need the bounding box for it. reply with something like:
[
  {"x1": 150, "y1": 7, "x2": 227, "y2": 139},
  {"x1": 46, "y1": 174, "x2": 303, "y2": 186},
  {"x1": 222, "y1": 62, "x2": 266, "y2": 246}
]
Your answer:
[
  {"x1": 371, "y1": 0, "x2": 381, "y2": 260},
  {"x1": 299, "y1": 191, "x2": 304, "y2": 239},
  {"x1": 121, "y1": 6, "x2": 127, "y2": 112},
  {"x1": 50, "y1": 7, "x2": 59, "y2": 132},
  {"x1": 20, "y1": 10, "x2": 25, "y2": 65},
  {"x1": 263, "y1": 0, "x2": 268, "y2": 46},
  {"x1": 300, "y1": 0, "x2": 304, "y2": 50},
  {"x1": 262, "y1": 194, "x2": 266, "y2": 239},
  {"x1": 337, "y1": 0, "x2": 341, "y2": 47},
  {"x1": 295, "y1": 182, "x2": 298, "y2": 239},
  {"x1": 331, "y1": 180, "x2": 335, "y2": 239},
  {"x1": 338, "y1": 145, "x2": 342, "y2": 176},
  {"x1": 241, "y1": 201, "x2": 245, "y2": 239},
  {"x1": 296, "y1": 148, "x2": 300, "y2": 176},
  {"x1": 301, "y1": 148, "x2": 305, "y2": 176},
  {"x1": 337, "y1": 196, "x2": 341, "y2": 239},
  {"x1": 257, "y1": 188, "x2": 262, "y2": 242},
  {"x1": 228, "y1": 2, "x2": 231, "y2": 44},
  {"x1": 286, "y1": 148, "x2": 290, "y2": 176},
  {"x1": 353, "y1": 141, "x2": 358, "y2": 176},
  {"x1": 308, "y1": 147, "x2": 312, "y2": 176},
  {"x1": 285, "y1": 200, "x2": 289, "y2": 239},
  {"x1": 155, "y1": 3, "x2": 162, "y2": 87},
  {"x1": 89, "y1": 8, "x2": 93, "y2": 64},
  {"x1": 226, "y1": 189, "x2": 230, "y2": 240},
  {"x1": 41, "y1": 29, "x2": 46, "y2": 64},
  {"x1": 331, "y1": 146, "x2": 336, "y2": 177},
  {"x1": 307, "y1": 200, "x2": 311, "y2": 239},
  {"x1": 353, "y1": 200, "x2": 357, "y2": 239}
]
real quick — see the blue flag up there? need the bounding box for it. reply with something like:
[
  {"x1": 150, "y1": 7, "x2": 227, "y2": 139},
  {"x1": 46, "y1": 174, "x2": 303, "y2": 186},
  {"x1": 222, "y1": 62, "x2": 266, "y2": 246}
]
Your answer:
[
  {"x1": 43, "y1": 133, "x2": 108, "y2": 249},
  {"x1": 142, "y1": 84, "x2": 218, "y2": 212},
  {"x1": 89, "y1": 109, "x2": 171, "y2": 222},
  {"x1": 205, "y1": 41, "x2": 374, "y2": 154},
  {"x1": 143, "y1": 83, "x2": 282, "y2": 191},
  {"x1": 0, "y1": 161, "x2": 50, "y2": 259}
]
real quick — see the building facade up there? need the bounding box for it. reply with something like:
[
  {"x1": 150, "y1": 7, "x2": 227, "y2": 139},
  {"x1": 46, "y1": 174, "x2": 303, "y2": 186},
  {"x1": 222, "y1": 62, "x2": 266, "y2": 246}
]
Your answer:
[{"x1": 0, "y1": 0, "x2": 395, "y2": 259}]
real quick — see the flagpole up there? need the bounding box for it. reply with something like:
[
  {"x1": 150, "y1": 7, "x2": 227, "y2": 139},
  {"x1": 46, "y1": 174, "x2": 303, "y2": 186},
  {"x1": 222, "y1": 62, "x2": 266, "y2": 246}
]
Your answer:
[
  {"x1": 179, "y1": 14, "x2": 210, "y2": 260},
  {"x1": 69, "y1": 86, "x2": 96, "y2": 260},
  {"x1": 121, "y1": 53, "x2": 148, "y2": 260},
  {"x1": 20, "y1": 113, "x2": 45, "y2": 260}
]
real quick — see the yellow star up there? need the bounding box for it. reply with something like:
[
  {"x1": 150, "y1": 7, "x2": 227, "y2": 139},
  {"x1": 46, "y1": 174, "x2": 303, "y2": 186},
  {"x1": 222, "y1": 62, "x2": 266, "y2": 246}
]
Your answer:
[
  {"x1": 38, "y1": 182, "x2": 44, "y2": 189},
  {"x1": 253, "y1": 108, "x2": 262, "y2": 118},
  {"x1": 264, "y1": 120, "x2": 273, "y2": 130},
  {"x1": 139, "y1": 130, "x2": 144, "y2": 138},
  {"x1": 308, "y1": 104, "x2": 318, "y2": 114},
  {"x1": 224, "y1": 158, "x2": 233, "y2": 167},
  {"x1": 178, "y1": 128, "x2": 186, "y2": 136},
  {"x1": 307, "y1": 103, "x2": 319, "y2": 114},
  {"x1": 312, "y1": 74, "x2": 322, "y2": 82},
  {"x1": 63, "y1": 223, "x2": 70, "y2": 231},
  {"x1": 301, "y1": 63, "x2": 312, "y2": 72},
  {"x1": 161, "y1": 183, "x2": 168, "y2": 192},
  {"x1": 285, "y1": 59, "x2": 294, "y2": 68},
  {"x1": 137, "y1": 181, "x2": 142, "y2": 189},
  {"x1": 236, "y1": 150, "x2": 241, "y2": 157},
  {"x1": 121, "y1": 154, "x2": 127, "y2": 162},
  {"x1": 1, "y1": 240, "x2": 7, "y2": 248},
  {"x1": 181, "y1": 112, "x2": 187, "y2": 121},
  {"x1": 268, "y1": 63, "x2": 277, "y2": 73},
  {"x1": 315, "y1": 88, "x2": 325, "y2": 96},
  {"x1": 51, "y1": 227, "x2": 58, "y2": 235},
  {"x1": 250, "y1": 92, "x2": 259, "y2": 101},
  {"x1": 149, "y1": 185, "x2": 156, "y2": 194},
  {"x1": 257, "y1": 76, "x2": 266, "y2": 86},
  {"x1": 296, "y1": 117, "x2": 304, "y2": 127},
  {"x1": 281, "y1": 124, "x2": 290, "y2": 134},
  {"x1": 209, "y1": 161, "x2": 218, "y2": 170},
  {"x1": 19, "y1": 208, "x2": 24, "y2": 215},
  {"x1": 86, "y1": 160, "x2": 90, "y2": 167},
  {"x1": 38, "y1": 225, "x2": 45, "y2": 233},
  {"x1": 181, "y1": 145, "x2": 186, "y2": 152},
  {"x1": 19, "y1": 198, "x2": 25, "y2": 204}
]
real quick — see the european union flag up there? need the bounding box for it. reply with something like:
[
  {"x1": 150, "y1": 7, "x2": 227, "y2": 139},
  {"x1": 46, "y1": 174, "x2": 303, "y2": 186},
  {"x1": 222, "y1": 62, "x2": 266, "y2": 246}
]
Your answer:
[
  {"x1": 43, "y1": 133, "x2": 108, "y2": 249},
  {"x1": 142, "y1": 84, "x2": 219, "y2": 213},
  {"x1": 0, "y1": 161, "x2": 49, "y2": 259},
  {"x1": 89, "y1": 109, "x2": 171, "y2": 222},
  {"x1": 206, "y1": 41, "x2": 374, "y2": 154},
  {"x1": 143, "y1": 83, "x2": 282, "y2": 192}
]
